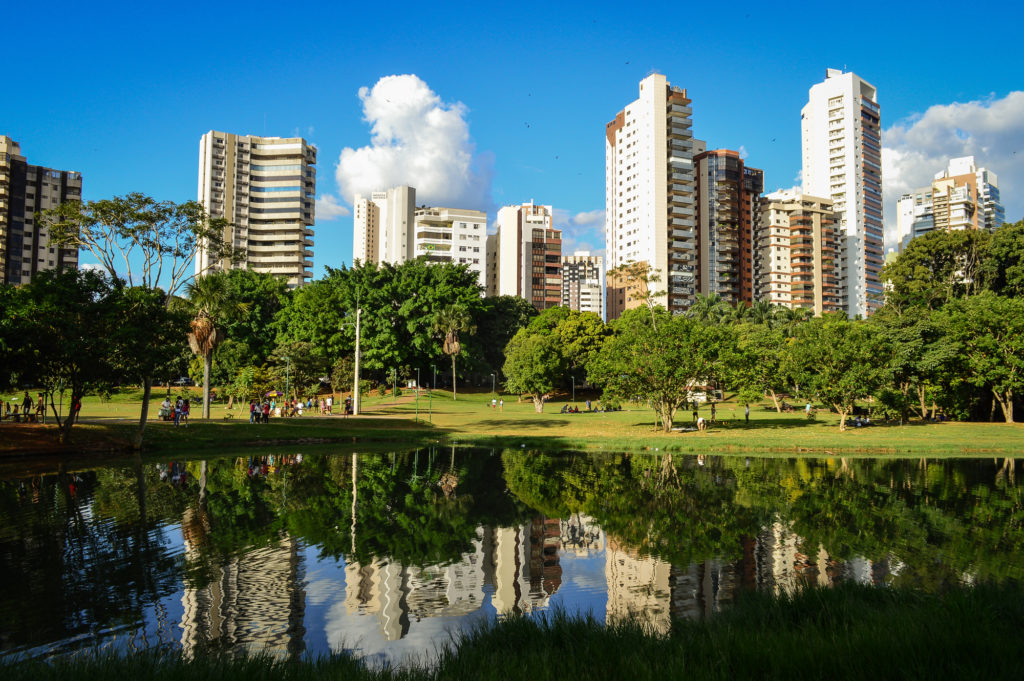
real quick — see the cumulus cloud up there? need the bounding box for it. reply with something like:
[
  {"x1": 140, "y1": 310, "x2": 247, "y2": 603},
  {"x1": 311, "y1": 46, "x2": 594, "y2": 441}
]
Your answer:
[
  {"x1": 335, "y1": 74, "x2": 494, "y2": 210},
  {"x1": 553, "y1": 209, "x2": 606, "y2": 258},
  {"x1": 882, "y1": 91, "x2": 1024, "y2": 245},
  {"x1": 316, "y1": 194, "x2": 351, "y2": 220}
]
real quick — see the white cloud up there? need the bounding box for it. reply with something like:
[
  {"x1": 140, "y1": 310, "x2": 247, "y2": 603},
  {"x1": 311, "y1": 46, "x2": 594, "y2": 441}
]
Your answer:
[
  {"x1": 882, "y1": 91, "x2": 1024, "y2": 244},
  {"x1": 335, "y1": 74, "x2": 494, "y2": 210},
  {"x1": 316, "y1": 194, "x2": 351, "y2": 220},
  {"x1": 553, "y1": 209, "x2": 606, "y2": 259},
  {"x1": 738, "y1": 145, "x2": 749, "y2": 160}
]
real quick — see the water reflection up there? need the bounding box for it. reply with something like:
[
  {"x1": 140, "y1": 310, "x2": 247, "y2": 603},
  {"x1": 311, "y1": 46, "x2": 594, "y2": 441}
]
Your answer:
[{"x1": 1, "y1": 450, "x2": 1022, "y2": 662}]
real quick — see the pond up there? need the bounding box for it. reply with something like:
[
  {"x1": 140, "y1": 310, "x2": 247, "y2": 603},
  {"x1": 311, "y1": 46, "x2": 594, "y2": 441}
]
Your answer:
[{"x1": 1, "y1": 448, "x2": 1021, "y2": 664}]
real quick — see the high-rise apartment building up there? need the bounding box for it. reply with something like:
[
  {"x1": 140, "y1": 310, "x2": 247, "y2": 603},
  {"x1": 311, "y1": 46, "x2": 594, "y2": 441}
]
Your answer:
[
  {"x1": 754, "y1": 192, "x2": 841, "y2": 316},
  {"x1": 0, "y1": 135, "x2": 81, "y2": 285},
  {"x1": 352, "y1": 186, "x2": 415, "y2": 264},
  {"x1": 605, "y1": 74, "x2": 705, "y2": 319},
  {"x1": 413, "y1": 205, "x2": 487, "y2": 286},
  {"x1": 196, "y1": 131, "x2": 316, "y2": 288},
  {"x1": 561, "y1": 252, "x2": 604, "y2": 318},
  {"x1": 694, "y1": 150, "x2": 763, "y2": 306},
  {"x1": 895, "y1": 156, "x2": 1004, "y2": 251},
  {"x1": 801, "y1": 69, "x2": 884, "y2": 317},
  {"x1": 490, "y1": 202, "x2": 562, "y2": 310}
]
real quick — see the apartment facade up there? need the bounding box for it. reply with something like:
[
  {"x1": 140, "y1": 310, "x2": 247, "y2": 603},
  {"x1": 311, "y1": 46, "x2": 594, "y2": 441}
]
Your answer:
[
  {"x1": 801, "y1": 69, "x2": 884, "y2": 317},
  {"x1": 413, "y1": 205, "x2": 487, "y2": 287},
  {"x1": 694, "y1": 150, "x2": 763, "y2": 306},
  {"x1": 895, "y1": 156, "x2": 1005, "y2": 251},
  {"x1": 561, "y1": 251, "x2": 604, "y2": 318},
  {"x1": 352, "y1": 185, "x2": 416, "y2": 264},
  {"x1": 491, "y1": 202, "x2": 562, "y2": 310},
  {"x1": 0, "y1": 135, "x2": 81, "y2": 285},
  {"x1": 605, "y1": 74, "x2": 705, "y2": 319},
  {"x1": 754, "y1": 192, "x2": 841, "y2": 316},
  {"x1": 196, "y1": 131, "x2": 316, "y2": 288}
]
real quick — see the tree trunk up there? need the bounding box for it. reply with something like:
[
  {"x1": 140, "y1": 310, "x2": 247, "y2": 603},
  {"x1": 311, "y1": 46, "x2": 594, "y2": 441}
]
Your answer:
[
  {"x1": 57, "y1": 390, "x2": 82, "y2": 444},
  {"x1": 837, "y1": 407, "x2": 849, "y2": 431},
  {"x1": 994, "y1": 388, "x2": 1014, "y2": 423},
  {"x1": 451, "y1": 354, "x2": 457, "y2": 401},
  {"x1": 532, "y1": 395, "x2": 544, "y2": 413},
  {"x1": 918, "y1": 386, "x2": 928, "y2": 421},
  {"x1": 203, "y1": 350, "x2": 212, "y2": 419},
  {"x1": 769, "y1": 390, "x2": 781, "y2": 413},
  {"x1": 660, "y1": 403, "x2": 673, "y2": 433},
  {"x1": 132, "y1": 377, "x2": 153, "y2": 450}
]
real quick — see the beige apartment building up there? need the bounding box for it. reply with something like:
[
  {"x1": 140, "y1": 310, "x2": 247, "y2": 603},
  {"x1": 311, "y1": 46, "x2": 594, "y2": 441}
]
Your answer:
[
  {"x1": 196, "y1": 131, "x2": 316, "y2": 288},
  {"x1": 754, "y1": 193, "x2": 841, "y2": 316},
  {"x1": 414, "y1": 205, "x2": 487, "y2": 286},
  {"x1": 352, "y1": 185, "x2": 415, "y2": 264},
  {"x1": 0, "y1": 135, "x2": 81, "y2": 285},
  {"x1": 488, "y1": 202, "x2": 562, "y2": 310}
]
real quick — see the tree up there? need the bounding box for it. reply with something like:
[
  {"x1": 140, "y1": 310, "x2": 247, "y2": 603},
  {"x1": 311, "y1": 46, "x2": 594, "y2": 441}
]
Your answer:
[
  {"x1": 40, "y1": 192, "x2": 236, "y2": 299},
  {"x1": 473, "y1": 295, "x2": 538, "y2": 377},
  {"x1": 788, "y1": 316, "x2": 890, "y2": 430},
  {"x1": 268, "y1": 341, "x2": 328, "y2": 398},
  {"x1": 186, "y1": 273, "x2": 246, "y2": 419},
  {"x1": 607, "y1": 261, "x2": 663, "y2": 327},
  {"x1": 431, "y1": 304, "x2": 476, "y2": 400},
  {"x1": 207, "y1": 269, "x2": 290, "y2": 384},
  {"x1": 502, "y1": 330, "x2": 566, "y2": 412},
  {"x1": 5, "y1": 270, "x2": 120, "y2": 443},
  {"x1": 881, "y1": 229, "x2": 990, "y2": 312},
  {"x1": 982, "y1": 219, "x2": 1024, "y2": 297},
  {"x1": 728, "y1": 323, "x2": 791, "y2": 412},
  {"x1": 589, "y1": 307, "x2": 734, "y2": 431},
  {"x1": 943, "y1": 292, "x2": 1024, "y2": 422}
]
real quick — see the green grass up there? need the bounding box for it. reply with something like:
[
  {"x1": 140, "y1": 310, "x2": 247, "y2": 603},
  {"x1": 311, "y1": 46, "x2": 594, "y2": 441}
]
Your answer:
[
  {"x1": 5, "y1": 583, "x2": 1022, "y2": 680},
  {"x1": 4, "y1": 385, "x2": 1023, "y2": 456}
]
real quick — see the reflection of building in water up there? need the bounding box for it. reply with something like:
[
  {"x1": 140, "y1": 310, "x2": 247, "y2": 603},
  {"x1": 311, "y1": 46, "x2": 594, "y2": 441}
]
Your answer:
[
  {"x1": 180, "y1": 530, "x2": 306, "y2": 658},
  {"x1": 669, "y1": 559, "x2": 740, "y2": 622},
  {"x1": 605, "y1": 539, "x2": 672, "y2": 633},
  {"x1": 560, "y1": 514, "x2": 604, "y2": 555},
  {"x1": 489, "y1": 516, "x2": 564, "y2": 615},
  {"x1": 752, "y1": 521, "x2": 896, "y2": 593},
  {"x1": 343, "y1": 535, "x2": 486, "y2": 640}
]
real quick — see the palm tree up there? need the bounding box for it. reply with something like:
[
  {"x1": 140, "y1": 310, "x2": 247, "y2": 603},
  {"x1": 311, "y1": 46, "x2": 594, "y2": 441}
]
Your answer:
[
  {"x1": 431, "y1": 304, "x2": 476, "y2": 400},
  {"x1": 688, "y1": 293, "x2": 726, "y2": 322},
  {"x1": 186, "y1": 273, "x2": 245, "y2": 419},
  {"x1": 747, "y1": 300, "x2": 775, "y2": 326}
]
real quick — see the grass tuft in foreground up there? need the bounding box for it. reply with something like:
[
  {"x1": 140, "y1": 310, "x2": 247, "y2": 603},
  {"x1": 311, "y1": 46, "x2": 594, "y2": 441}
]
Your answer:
[{"x1": 5, "y1": 583, "x2": 1023, "y2": 680}]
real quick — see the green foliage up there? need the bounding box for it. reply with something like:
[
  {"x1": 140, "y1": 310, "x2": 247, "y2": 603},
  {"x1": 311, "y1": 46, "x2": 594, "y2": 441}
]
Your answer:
[
  {"x1": 589, "y1": 307, "x2": 734, "y2": 431},
  {"x1": 982, "y1": 218, "x2": 1024, "y2": 297},
  {"x1": 473, "y1": 295, "x2": 538, "y2": 375},
  {"x1": 502, "y1": 329, "x2": 566, "y2": 412},
  {"x1": 788, "y1": 315, "x2": 890, "y2": 429},
  {"x1": 881, "y1": 228, "x2": 990, "y2": 311}
]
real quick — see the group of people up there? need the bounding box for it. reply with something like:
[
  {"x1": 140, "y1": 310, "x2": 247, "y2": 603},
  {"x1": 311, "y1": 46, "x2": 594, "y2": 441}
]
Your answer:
[
  {"x1": 3, "y1": 392, "x2": 49, "y2": 423},
  {"x1": 159, "y1": 397, "x2": 190, "y2": 427},
  {"x1": 247, "y1": 395, "x2": 343, "y2": 423},
  {"x1": 489, "y1": 397, "x2": 504, "y2": 411}
]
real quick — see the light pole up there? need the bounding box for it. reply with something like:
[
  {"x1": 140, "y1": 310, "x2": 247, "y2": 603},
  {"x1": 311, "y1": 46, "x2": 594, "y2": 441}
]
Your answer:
[
  {"x1": 340, "y1": 308, "x2": 363, "y2": 416},
  {"x1": 571, "y1": 375, "x2": 575, "y2": 405},
  {"x1": 491, "y1": 373, "x2": 495, "y2": 397},
  {"x1": 432, "y1": 364, "x2": 437, "y2": 390},
  {"x1": 283, "y1": 356, "x2": 290, "y2": 400},
  {"x1": 416, "y1": 367, "x2": 420, "y2": 423}
]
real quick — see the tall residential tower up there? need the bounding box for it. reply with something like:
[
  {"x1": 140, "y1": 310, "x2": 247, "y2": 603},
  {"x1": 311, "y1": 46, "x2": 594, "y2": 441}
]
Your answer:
[
  {"x1": 801, "y1": 69, "x2": 883, "y2": 317},
  {"x1": 0, "y1": 135, "x2": 81, "y2": 285},
  {"x1": 605, "y1": 74, "x2": 704, "y2": 319},
  {"x1": 196, "y1": 131, "x2": 316, "y2": 288},
  {"x1": 489, "y1": 202, "x2": 562, "y2": 310}
]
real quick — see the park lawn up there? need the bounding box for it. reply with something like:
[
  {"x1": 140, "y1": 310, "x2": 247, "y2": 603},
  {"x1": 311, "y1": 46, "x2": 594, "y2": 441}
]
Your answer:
[{"x1": 4, "y1": 386, "x2": 1023, "y2": 456}]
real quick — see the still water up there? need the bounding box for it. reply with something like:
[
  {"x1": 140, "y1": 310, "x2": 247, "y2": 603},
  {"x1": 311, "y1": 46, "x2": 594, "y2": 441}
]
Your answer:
[{"x1": 1, "y1": 448, "x2": 1022, "y2": 664}]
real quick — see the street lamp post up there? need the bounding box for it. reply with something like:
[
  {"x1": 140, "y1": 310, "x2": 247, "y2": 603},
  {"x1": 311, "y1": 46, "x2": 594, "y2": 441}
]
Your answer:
[
  {"x1": 283, "y1": 356, "x2": 290, "y2": 400},
  {"x1": 571, "y1": 375, "x2": 575, "y2": 405},
  {"x1": 416, "y1": 367, "x2": 420, "y2": 423},
  {"x1": 491, "y1": 373, "x2": 495, "y2": 396}
]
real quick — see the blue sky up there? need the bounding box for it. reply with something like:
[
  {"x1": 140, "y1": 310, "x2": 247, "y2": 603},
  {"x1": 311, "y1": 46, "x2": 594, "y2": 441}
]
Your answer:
[{"x1": 5, "y1": 0, "x2": 1023, "y2": 275}]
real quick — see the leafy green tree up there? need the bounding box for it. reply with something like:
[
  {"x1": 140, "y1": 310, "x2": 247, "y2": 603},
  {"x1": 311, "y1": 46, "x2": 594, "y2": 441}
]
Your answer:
[
  {"x1": 503, "y1": 330, "x2": 566, "y2": 412},
  {"x1": 186, "y1": 273, "x2": 247, "y2": 419},
  {"x1": 607, "y1": 261, "x2": 663, "y2": 326},
  {"x1": 788, "y1": 316, "x2": 890, "y2": 430},
  {"x1": 227, "y1": 365, "x2": 280, "y2": 403},
  {"x1": 589, "y1": 307, "x2": 734, "y2": 431},
  {"x1": 40, "y1": 192, "x2": 235, "y2": 299},
  {"x1": 6, "y1": 269, "x2": 120, "y2": 443},
  {"x1": 553, "y1": 310, "x2": 610, "y2": 384},
  {"x1": 982, "y1": 218, "x2": 1024, "y2": 297},
  {"x1": 728, "y1": 323, "x2": 790, "y2": 412},
  {"x1": 943, "y1": 291, "x2": 1024, "y2": 422},
  {"x1": 432, "y1": 303, "x2": 476, "y2": 400},
  {"x1": 473, "y1": 295, "x2": 538, "y2": 377},
  {"x1": 268, "y1": 341, "x2": 327, "y2": 398},
  {"x1": 881, "y1": 229, "x2": 990, "y2": 311},
  {"x1": 207, "y1": 269, "x2": 290, "y2": 383}
]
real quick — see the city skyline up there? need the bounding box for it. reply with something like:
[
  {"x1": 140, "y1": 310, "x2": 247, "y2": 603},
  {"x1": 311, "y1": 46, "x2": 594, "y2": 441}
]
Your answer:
[{"x1": 4, "y1": 1, "x2": 1022, "y2": 280}]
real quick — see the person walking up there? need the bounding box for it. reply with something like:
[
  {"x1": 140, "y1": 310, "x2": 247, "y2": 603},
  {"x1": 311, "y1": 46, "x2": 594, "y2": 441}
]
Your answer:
[
  {"x1": 36, "y1": 393, "x2": 46, "y2": 424},
  {"x1": 710, "y1": 402, "x2": 717, "y2": 423},
  {"x1": 173, "y1": 397, "x2": 182, "y2": 427},
  {"x1": 745, "y1": 404, "x2": 750, "y2": 425},
  {"x1": 499, "y1": 398, "x2": 504, "y2": 411},
  {"x1": 181, "y1": 400, "x2": 190, "y2": 427}
]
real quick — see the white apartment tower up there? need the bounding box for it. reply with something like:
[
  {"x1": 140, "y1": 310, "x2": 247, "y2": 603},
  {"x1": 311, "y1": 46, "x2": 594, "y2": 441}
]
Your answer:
[
  {"x1": 491, "y1": 202, "x2": 563, "y2": 310},
  {"x1": 196, "y1": 131, "x2": 316, "y2": 288},
  {"x1": 413, "y1": 205, "x2": 487, "y2": 287},
  {"x1": 801, "y1": 69, "x2": 884, "y2": 317},
  {"x1": 561, "y1": 251, "x2": 605, "y2": 319},
  {"x1": 352, "y1": 186, "x2": 415, "y2": 263},
  {"x1": 605, "y1": 74, "x2": 704, "y2": 319}
]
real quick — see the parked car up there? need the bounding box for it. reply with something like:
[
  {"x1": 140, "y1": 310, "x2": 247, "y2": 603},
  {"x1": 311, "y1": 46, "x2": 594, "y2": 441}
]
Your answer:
[{"x1": 173, "y1": 377, "x2": 193, "y2": 386}]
